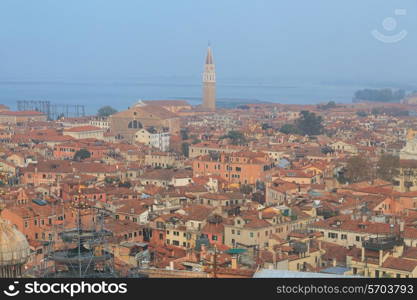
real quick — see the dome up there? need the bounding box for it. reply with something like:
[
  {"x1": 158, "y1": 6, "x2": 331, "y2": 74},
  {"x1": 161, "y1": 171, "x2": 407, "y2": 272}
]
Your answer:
[{"x1": 0, "y1": 218, "x2": 30, "y2": 267}]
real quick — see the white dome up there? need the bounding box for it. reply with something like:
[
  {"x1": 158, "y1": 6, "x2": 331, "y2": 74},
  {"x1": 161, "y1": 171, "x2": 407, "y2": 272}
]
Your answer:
[{"x1": 0, "y1": 218, "x2": 30, "y2": 266}]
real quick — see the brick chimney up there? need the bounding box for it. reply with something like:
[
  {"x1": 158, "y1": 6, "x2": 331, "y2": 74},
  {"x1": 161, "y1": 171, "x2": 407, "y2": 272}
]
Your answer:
[{"x1": 231, "y1": 256, "x2": 238, "y2": 269}]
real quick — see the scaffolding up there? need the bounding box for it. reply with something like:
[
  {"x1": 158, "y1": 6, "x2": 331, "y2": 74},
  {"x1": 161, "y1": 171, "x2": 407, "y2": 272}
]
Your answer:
[
  {"x1": 16, "y1": 100, "x2": 85, "y2": 120},
  {"x1": 43, "y1": 200, "x2": 117, "y2": 278}
]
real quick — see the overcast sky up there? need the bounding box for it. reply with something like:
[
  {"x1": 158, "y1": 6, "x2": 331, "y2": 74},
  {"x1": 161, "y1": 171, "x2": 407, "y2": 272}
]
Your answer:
[{"x1": 1, "y1": 0, "x2": 416, "y2": 84}]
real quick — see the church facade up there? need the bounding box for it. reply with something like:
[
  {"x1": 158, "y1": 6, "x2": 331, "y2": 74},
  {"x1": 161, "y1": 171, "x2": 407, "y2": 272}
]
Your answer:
[{"x1": 109, "y1": 101, "x2": 180, "y2": 141}]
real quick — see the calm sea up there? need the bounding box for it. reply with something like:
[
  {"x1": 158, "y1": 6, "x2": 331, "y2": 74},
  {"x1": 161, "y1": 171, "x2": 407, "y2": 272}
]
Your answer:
[{"x1": 0, "y1": 78, "x2": 370, "y2": 115}]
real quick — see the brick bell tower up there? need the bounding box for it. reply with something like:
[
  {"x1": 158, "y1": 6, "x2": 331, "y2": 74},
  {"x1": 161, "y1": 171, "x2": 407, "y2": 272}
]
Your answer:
[{"x1": 202, "y1": 45, "x2": 216, "y2": 111}]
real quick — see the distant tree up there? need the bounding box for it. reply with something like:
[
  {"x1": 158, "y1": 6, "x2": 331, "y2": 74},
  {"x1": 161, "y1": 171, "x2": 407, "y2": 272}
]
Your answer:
[
  {"x1": 97, "y1": 106, "x2": 117, "y2": 117},
  {"x1": 327, "y1": 101, "x2": 336, "y2": 108},
  {"x1": 371, "y1": 106, "x2": 409, "y2": 117},
  {"x1": 220, "y1": 131, "x2": 247, "y2": 145},
  {"x1": 376, "y1": 154, "x2": 400, "y2": 182},
  {"x1": 318, "y1": 101, "x2": 336, "y2": 110},
  {"x1": 181, "y1": 142, "x2": 190, "y2": 157},
  {"x1": 296, "y1": 111, "x2": 324, "y2": 136},
  {"x1": 279, "y1": 124, "x2": 300, "y2": 135},
  {"x1": 192, "y1": 138, "x2": 201, "y2": 145},
  {"x1": 74, "y1": 148, "x2": 91, "y2": 161},
  {"x1": 356, "y1": 110, "x2": 368, "y2": 117},
  {"x1": 237, "y1": 105, "x2": 250, "y2": 110},
  {"x1": 354, "y1": 88, "x2": 405, "y2": 102},
  {"x1": 345, "y1": 156, "x2": 373, "y2": 183}
]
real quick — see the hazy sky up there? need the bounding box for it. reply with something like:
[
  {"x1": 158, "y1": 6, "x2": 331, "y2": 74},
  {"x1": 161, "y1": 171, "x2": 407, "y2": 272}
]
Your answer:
[{"x1": 1, "y1": 0, "x2": 416, "y2": 84}]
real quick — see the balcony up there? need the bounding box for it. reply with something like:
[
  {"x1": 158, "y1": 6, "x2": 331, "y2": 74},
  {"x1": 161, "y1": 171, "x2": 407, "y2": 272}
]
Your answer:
[
  {"x1": 289, "y1": 241, "x2": 308, "y2": 254},
  {"x1": 362, "y1": 236, "x2": 403, "y2": 251}
]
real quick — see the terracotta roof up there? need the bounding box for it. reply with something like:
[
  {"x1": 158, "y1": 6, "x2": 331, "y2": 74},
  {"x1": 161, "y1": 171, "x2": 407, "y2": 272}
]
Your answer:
[
  {"x1": 64, "y1": 125, "x2": 102, "y2": 132},
  {"x1": 142, "y1": 100, "x2": 190, "y2": 106},
  {"x1": 382, "y1": 257, "x2": 417, "y2": 272},
  {"x1": 0, "y1": 110, "x2": 45, "y2": 116}
]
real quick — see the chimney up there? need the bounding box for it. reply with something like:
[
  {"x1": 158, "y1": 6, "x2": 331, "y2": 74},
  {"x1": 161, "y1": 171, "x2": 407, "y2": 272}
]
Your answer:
[
  {"x1": 169, "y1": 261, "x2": 174, "y2": 270},
  {"x1": 378, "y1": 250, "x2": 383, "y2": 267},
  {"x1": 258, "y1": 211, "x2": 262, "y2": 220},
  {"x1": 231, "y1": 256, "x2": 238, "y2": 270},
  {"x1": 400, "y1": 221, "x2": 405, "y2": 233}
]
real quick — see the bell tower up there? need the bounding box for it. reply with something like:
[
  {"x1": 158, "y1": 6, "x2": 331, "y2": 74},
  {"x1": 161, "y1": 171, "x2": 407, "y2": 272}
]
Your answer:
[{"x1": 202, "y1": 45, "x2": 216, "y2": 111}]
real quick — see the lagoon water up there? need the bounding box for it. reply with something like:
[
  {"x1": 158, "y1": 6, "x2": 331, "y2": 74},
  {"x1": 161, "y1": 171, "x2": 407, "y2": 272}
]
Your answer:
[{"x1": 0, "y1": 78, "x2": 368, "y2": 115}]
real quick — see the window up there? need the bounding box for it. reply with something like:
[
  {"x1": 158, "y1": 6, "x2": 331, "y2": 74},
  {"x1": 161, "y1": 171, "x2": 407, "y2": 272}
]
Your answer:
[
  {"x1": 250, "y1": 232, "x2": 254, "y2": 238},
  {"x1": 356, "y1": 236, "x2": 360, "y2": 242},
  {"x1": 341, "y1": 234, "x2": 347, "y2": 240},
  {"x1": 212, "y1": 235, "x2": 218, "y2": 241},
  {"x1": 328, "y1": 232, "x2": 338, "y2": 239}
]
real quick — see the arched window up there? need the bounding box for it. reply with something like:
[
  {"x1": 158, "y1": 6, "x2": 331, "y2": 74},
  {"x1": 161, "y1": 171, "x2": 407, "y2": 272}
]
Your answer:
[{"x1": 128, "y1": 120, "x2": 142, "y2": 129}]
